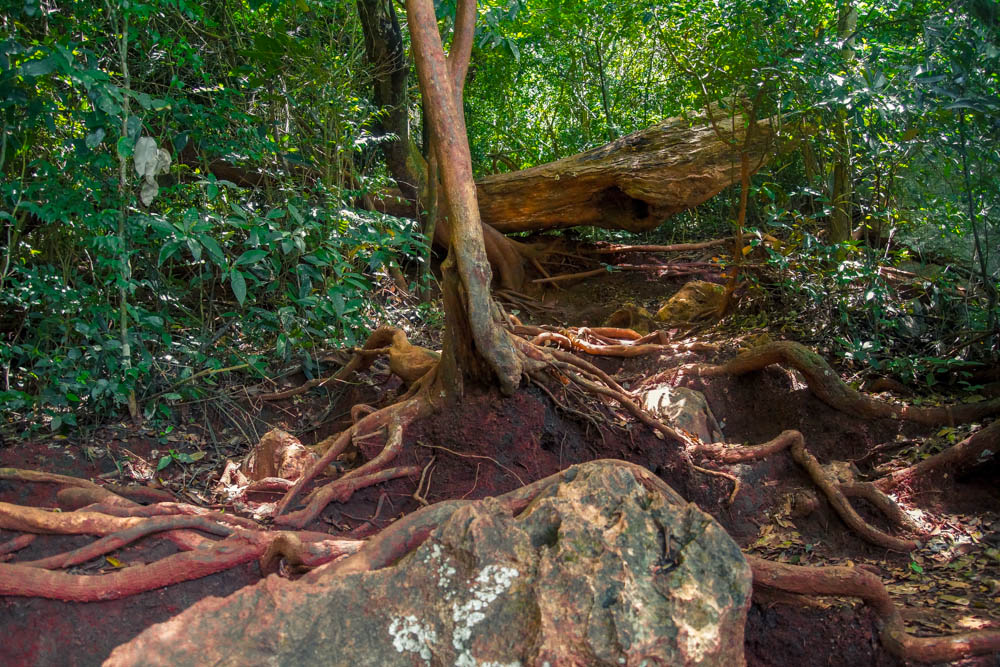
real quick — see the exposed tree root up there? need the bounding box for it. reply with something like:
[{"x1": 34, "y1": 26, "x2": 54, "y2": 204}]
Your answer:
[
  {"x1": 692, "y1": 430, "x2": 917, "y2": 551},
  {"x1": 0, "y1": 534, "x2": 35, "y2": 558},
  {"x1": 513, "y1": 325, "x2": 717, "y2": 358},
  {"x1": 0, "y1": 535, "x2": 264, "y2": 601},
  {"x1": 0, "y1": 482, "x2": 363, "y2": 600},
  {"x1": 263, "y1": 321, "x2": 697, "y2": 528},
  {"x1": 682, "y1": 341, "x2": 1000, "y2": 425},
  {"x1": 837, "y1": 482, "x2": 922, "y2": 534},
  {"x1": 591, "y1": 237, "x2": 733, "y2": 255},
  {"x1": 274, "y1": 396, "x2": 431, "y2": 517},
  {"x1": 747, "y1": 555, "x2": 1000, "y2": 663},
  {"x1": 276, "y1": 465, "x2": 423, "y2": 530},
  {"x1": 20, "y1": 516, "x2": 233, "y2": 569},
  {"x1": 876, "y1": 419, "x2": 1000, "y2": 493},
  {"x1": 258, "y1": 326, "x2": 439, "y2": 401},
  {"x1": 508, "y1": 335, "x2": 693, "y2": 447}
]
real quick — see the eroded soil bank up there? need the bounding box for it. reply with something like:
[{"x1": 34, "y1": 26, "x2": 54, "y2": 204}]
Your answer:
[
  {"x1": 1, "y1": 264, "x2": 998, "y2": 665},
  {"x1": 2, "y1": 366, "x2": 997, "y2": 665}
]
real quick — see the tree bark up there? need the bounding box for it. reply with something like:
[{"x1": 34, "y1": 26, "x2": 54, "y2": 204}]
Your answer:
[
  {"x1": 475, "y1": 108, "x2": 773, "y2": 234},
  {"x1": 406, "y1": 0, "x2": 523, "y2": 395},
  {"x1": 357, "y1": 0, "x2": 419, "y2": 206},
  {"x1": 829, "y1": 2, "x2": 856, "y2": 246}
]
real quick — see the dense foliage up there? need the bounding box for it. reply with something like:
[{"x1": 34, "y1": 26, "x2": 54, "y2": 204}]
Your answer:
[
  {"x1": 465, "y1": 0, "x2": 998, "y2": 380},
  {"x1": 2, "y1": 0, "x2": 997, "y2": 432},
  {"x1": 1, "y1": 0, "x2": 425, "y2": 429}
]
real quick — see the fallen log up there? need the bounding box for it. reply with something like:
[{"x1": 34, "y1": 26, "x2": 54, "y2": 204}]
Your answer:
[{"x1": 476, "y1": 108, "x2": 774, "y2": 234}]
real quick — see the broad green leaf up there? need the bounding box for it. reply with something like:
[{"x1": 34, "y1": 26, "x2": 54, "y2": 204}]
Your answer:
[
  {"x1": 21, "y1": 55, "x2": 56, "y2": 77},
  {"x1": 199, "y1": 234, "x2": 226, "y2": 269},
  {"x1": 235, "y1": 249, "x2": 268, "y2": 266},
  {"x1": 158, "y1": 240, "x2": 182, "y2": 266},
  {"x1": 231, "y1": 270, "x2": 247, "y2": 305},
  {"x1": 85, "y1": 128, "x2": 106, "y2": 149},
  {"x1": 116, "y1": 137, "x2": 134, "y2": 158}
]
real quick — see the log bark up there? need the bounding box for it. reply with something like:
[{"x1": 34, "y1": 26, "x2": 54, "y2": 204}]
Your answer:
[{"x1": 476, "y1": 108, "x2": 774, "y2": 234}]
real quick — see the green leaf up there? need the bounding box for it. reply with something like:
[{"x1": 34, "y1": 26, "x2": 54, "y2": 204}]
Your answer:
[
  {"x1": 50, "y1": 415, "x2": 62, "y2": 431},
  {"x1": 231, "y1": 270, "x2": 247, "y2": 306},
  {"x1": 21, "y1": 55, "x2": 56, "y2": 77},
  {"x1": 186, "y1": 237, "x2": 202, "y2": 261},
  {"x1": 85, "y1": 128, "x2": 106, "y2": 149},
  {"x1": 116, "y1": 136, "x2": 134, "y2": 159},
  {"x1": 158, "y1": 241, "x2": 182, "y2": 266},
  {"x1": 198, "y1": 234, "x2": 226, "y2": 269},
  {"x1": 235, "y1": 249, "x2": 268, "y2": 266},
  {"x1": 157, "y1": 455, "x2": 173, "y2": 471}
]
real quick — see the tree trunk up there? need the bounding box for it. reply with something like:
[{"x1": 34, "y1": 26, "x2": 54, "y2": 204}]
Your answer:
[
  {"x1": 829, "y1": 2, "x2": 857, "y2": 246},
  {"x1": 406, "y1": 0, "x2": 523, "y2": 395},
  {"x1": 476, "y1": 108, "x2": 773, "y2": 234},
  {"x1": 357, "y1": 0, "x2": 419, "y2": 208}
]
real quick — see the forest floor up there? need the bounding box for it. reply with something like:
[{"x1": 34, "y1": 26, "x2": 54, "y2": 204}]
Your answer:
[{"x1": 1, "y1": 247, "x2": 998, "y2": 666}]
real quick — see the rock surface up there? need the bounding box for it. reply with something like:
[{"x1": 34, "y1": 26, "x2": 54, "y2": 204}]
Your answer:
[
  {"x1": 656, "y1": 280, "x2": 727, "y2": 324},
  {"x1": 643, "y1": 385, "x2": 725, "y2": 444},
  {"x1": 240, "y1": 428, "x2": 317, "y2": 481},
  {"x1": 106, "y1": 461, "x2": 751, "y2": 666}
]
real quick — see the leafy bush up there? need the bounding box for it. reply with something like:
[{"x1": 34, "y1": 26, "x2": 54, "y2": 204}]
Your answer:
[{"x1": 0, "y1": 1, "x2": 426, "y2": 432}]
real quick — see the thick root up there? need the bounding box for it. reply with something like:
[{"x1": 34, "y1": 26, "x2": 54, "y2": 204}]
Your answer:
[
  {"x1": 0, "y1": 535, "x2": 262, "y2": 601},
  {"x1": 876, "y1": 419, "x2": 1000, "y2": 492},
  {"x1": 20, "y1": 516, "x2": 233, "y2": 569},
  {"x1": 274, "y1": 396, "x2": 431, "y2": 519},
  {"x1": 747, "y1": 555, "x2": 1000, "y2": 663},
  {"x1": 686, "y1": 341, "x2": 1000, "y2": 425},
  {"x1": 260, "y1": 327, "x2": 439, "y2": 401},
  {"x1": 692, "y1": 430, "x2": 917, "y2": 551}
]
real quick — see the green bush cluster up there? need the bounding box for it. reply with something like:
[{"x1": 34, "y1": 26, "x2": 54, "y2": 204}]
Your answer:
[{"x1": 1, "y1": 1, "x2": 426, "y2": 432}]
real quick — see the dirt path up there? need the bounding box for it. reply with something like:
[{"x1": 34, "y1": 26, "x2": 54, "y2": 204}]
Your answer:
[{"x1": 1, "y1": 268, "x2": 997, "y2": 665}]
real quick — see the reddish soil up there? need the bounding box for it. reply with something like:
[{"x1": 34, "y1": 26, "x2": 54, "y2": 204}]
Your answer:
[{"x1": 1, "y1": 268, "x2": 997, "y2": 665}]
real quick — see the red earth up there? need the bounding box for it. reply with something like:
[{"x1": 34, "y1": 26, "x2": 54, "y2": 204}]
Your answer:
[{"x1": 2, "y1": 267, "x2": 998, "y2": 665}]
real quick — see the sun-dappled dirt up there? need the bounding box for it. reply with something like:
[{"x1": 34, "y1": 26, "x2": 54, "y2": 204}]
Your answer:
[{"x1": 1, "y1": 265, "x2": 998, "y2": 665}]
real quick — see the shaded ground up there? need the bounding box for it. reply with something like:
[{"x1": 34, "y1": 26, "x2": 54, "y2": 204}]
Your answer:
[{"x1": 1, "y1": 262, "x2": 998, "y2": 666}]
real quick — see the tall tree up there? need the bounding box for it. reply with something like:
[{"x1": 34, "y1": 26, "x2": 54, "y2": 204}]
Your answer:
[
  {"x1": 829, "y1": 1, "x2": 857, "y2": 246},
  {"x1": 357, "y1": 0, "x2": 419, "y2": 208},
  {"x1": 405, "y1": 0, "x2": 527, "y2": 396}
]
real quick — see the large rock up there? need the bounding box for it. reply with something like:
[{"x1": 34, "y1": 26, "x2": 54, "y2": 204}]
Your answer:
[
  {"x1": 643, "y1": 385, "x2": 725, "y2": 444},
  {"x1": 106, "y1": 461, "x2": 751, "y2": 666},
  {"x1": 656, "y1": 281, "x2": 727, "y2": 324}
]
